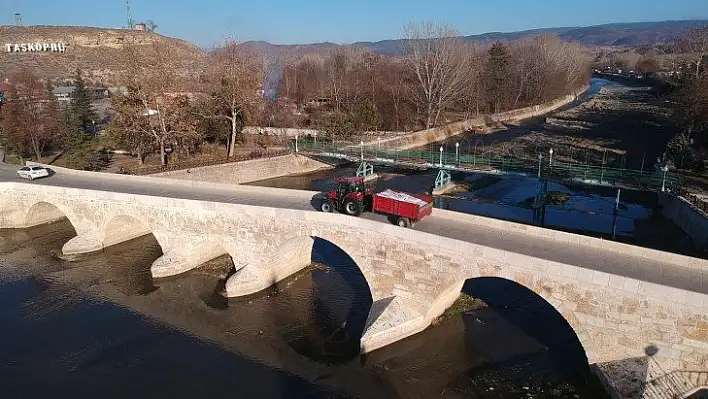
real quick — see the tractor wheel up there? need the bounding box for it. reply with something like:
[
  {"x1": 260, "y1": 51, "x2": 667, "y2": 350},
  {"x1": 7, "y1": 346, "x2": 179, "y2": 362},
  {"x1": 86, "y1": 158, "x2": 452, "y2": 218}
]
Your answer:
[
  {"x1": 343, "y1": 199, "x2": 363, "y2": 216},
  {"x1": 397, "y1": 217, "x2": 411, "y2": 228},
  {"x1": 320, "y1": 199, "x2": 333, "y2": 213}
]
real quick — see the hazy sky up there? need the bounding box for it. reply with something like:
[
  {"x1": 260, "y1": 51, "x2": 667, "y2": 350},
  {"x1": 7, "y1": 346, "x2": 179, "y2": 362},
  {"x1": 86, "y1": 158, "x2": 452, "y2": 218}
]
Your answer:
[{"x1": 3, "y1": 0, "x2": 708, "y2": 47}]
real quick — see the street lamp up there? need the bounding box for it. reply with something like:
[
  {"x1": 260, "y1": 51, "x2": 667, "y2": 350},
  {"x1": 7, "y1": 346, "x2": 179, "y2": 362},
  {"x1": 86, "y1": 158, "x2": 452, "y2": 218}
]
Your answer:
[
  {"x1": 661, "y1": 165, "x2": 669, "y2": 192},
  {"x1": 455, "y1": 142, "x2": 460, "y2": 165},
  {"x1": 360, "y1": 140, "x2": 364, "y2": 161},
  {"x1": 549, "y1": 148, "x2": 554, "y2": 166},
  {"x1": 295, "y1": 134, "x2": 299, "y2": 153},
  {"x1": 439, "y1": 146, "x2": 443, "y2": 167}
]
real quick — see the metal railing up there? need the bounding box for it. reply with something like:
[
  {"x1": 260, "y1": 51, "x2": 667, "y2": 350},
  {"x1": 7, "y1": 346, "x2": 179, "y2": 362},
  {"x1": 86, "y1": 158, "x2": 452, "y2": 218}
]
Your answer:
[
  {"x1": 295, "y1": 140, "x2": 681, "y2": 193},
  {"x1": 643, "y1": 370, "x2": 708, "y2": 399}
]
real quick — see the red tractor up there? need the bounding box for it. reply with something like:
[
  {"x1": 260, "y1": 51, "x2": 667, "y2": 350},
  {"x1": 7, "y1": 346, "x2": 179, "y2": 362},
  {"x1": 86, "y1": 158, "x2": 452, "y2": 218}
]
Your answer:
[{"x1": 320, "y1": 176, "x2": 372, "y2": 216}]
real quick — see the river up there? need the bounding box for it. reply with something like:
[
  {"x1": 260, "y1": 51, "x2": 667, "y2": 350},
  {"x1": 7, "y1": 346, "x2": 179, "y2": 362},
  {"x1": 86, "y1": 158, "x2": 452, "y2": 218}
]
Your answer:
[{"x1": 0, "y1": 219, "x2": 608, "y2": 398}]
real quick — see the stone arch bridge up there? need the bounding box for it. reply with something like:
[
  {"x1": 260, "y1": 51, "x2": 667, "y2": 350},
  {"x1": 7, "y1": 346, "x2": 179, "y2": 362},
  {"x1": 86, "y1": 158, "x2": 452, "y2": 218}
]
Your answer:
[{"x1": 0, "y1": 178, "x2": 707, "y2": 396}]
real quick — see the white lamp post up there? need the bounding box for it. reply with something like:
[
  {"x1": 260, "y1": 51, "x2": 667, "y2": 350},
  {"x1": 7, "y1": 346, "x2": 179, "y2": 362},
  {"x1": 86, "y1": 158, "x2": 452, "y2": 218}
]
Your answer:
[
  {"x1": 549, "y1": 148, "x2": 554, "y2": 166},
  {"x1": 455, "y1": 142, "x2": 460, "y2": 165},
  {"x1": 439, "y1": 146, "x2": 443, "y2": 167},
  {"x1": 295, "y1": 134, "x2": 299, "y2": 153},
  {"x1": 360, "y1": 140, "x2": 364, "y2": 161},
  {"x1": 661, "y1": 165, "x2": 669, "y2": 192}
]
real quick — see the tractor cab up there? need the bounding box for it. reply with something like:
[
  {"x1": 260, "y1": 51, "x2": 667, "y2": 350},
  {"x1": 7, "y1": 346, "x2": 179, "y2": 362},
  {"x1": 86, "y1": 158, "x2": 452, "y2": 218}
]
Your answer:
[
  {"x1": 321, "y1": 176, "x2": 372, "y2": 216},
  {"x1": 336, "y1": 177, "x2": 367, "y2": 198}
]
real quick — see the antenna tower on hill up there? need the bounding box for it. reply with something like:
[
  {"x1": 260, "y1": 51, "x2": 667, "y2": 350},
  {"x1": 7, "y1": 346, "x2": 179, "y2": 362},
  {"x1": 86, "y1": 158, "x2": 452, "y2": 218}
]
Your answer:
[
  {"x1": 14, "y1": 13, "x2": 23, "y2": 27},
  {"x1": 125, "y1": 0, "x2": 134, "y2": 29}
]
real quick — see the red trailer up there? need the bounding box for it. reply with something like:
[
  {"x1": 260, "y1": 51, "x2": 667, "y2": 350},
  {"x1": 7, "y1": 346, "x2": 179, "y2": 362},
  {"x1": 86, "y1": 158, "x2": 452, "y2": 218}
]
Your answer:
[{"x1": 372, "y1": 189, "x2": 433, "y2": 228}]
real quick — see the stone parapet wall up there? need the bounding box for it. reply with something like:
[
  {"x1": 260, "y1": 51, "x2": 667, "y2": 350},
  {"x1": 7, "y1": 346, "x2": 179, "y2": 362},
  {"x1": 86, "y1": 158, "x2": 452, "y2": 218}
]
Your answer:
[{"x1": 149, "y1": 154, "x2": 332, "y2": 184}]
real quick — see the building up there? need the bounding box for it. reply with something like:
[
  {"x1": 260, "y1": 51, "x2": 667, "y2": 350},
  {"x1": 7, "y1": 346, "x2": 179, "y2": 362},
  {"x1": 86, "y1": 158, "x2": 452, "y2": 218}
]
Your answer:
[
  {"x1": 52, "y1": 86, "x2": 110, "y2": 104},
  {"x1": 52, "y1": 86, "x2": 74, "y2": 103},
  {"x1": 134, "y1": 22, "x2": 146, "y2": 31}
]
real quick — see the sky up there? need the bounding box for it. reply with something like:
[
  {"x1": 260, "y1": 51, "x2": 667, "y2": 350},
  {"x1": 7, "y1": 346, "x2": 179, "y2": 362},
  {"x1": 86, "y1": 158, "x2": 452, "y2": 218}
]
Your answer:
[{"x1": 2, "y1": 0, "x2": 708, "y2": 47}]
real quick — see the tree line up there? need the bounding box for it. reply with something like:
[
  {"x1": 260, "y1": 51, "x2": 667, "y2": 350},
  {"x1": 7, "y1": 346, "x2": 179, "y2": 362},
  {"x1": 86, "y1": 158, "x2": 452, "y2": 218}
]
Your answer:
[
  {"x1": 664, "y1": 27, "x2": 708, "y2": 171},
  {"x1": 0, "y1": 69, "x2": 106, "y2": 169},
  {"x1": 275, "y1": 23, "x2": 590, "y2": 135},
  {"x1": 0, "y1": 22, "x2": 590, "y2": 169}
]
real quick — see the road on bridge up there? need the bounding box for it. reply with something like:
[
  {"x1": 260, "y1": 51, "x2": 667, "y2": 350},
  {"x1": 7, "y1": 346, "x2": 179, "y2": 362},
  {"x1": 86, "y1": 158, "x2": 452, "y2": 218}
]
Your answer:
[{"x1": 1, "y1": 162, "x2": 705, "y2": 296}]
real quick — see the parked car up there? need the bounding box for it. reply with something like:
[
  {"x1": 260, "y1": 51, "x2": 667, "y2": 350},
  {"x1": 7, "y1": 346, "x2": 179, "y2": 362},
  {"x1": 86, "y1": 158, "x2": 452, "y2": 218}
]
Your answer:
[{"x1": 17, "y1": 166, "x2": 50, "y2": 181}]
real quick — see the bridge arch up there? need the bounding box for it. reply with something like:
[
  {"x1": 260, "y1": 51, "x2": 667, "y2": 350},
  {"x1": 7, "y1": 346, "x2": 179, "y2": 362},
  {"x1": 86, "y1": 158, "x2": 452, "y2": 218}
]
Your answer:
[
  {"x1": 432, "y1": 277, "x2": 589, "y2": 376},
  {"x1": 226, "y1": 235, "x2": 373, "y2": 350},
  {"x1": 255, "y1": 235, "x2": 374, "y2": 363},
  {"x1": 102, "y1": 214, "x2": 160, "y2": 251},
  {"x1": 24, "y1": 201, "x2": 75, "y2": 229}
]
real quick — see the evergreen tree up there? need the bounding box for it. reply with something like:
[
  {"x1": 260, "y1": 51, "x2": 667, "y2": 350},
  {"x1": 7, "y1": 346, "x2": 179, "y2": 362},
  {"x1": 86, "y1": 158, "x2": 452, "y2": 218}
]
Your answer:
[
  {"x1": 485, "y1": 42, "x2": 511, "y2": 113},
  {"x1": 69, "y1": 69, "x2": 95, "y2": 136}
]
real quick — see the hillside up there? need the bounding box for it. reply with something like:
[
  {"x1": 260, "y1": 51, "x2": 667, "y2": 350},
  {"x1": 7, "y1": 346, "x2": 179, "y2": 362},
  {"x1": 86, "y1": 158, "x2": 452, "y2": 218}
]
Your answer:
[
  {"x1": 0, "y1": 25, "x2": 205, "y2": 84},
  {"x1": 241, "y1": 19, "x2": 708, "y2": 57}
]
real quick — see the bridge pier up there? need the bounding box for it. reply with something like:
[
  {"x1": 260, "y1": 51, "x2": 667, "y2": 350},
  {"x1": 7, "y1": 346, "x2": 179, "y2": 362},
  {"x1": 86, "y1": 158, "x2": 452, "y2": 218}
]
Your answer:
[
  {"x1": 61, "y1": 232, "x2": 104, "y2": 258},
  {"x1": 356, "y1": 162, "x2": 378, "y2": 182},
  {"x1": 432, "y1": 169, "x2": 454, "y2": 195},
  {"x1": 225, "y1": 236, "x2": 314, "y2": 297},
  {"x1": 151, "y1": 243, "x2": 231, "y2": 279}
]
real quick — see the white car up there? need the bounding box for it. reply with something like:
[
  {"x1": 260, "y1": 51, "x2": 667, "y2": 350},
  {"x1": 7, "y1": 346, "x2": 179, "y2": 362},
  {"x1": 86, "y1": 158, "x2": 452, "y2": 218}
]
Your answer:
[{"x1": 17, "y1": 166, "x2": 50, "y2": 181}]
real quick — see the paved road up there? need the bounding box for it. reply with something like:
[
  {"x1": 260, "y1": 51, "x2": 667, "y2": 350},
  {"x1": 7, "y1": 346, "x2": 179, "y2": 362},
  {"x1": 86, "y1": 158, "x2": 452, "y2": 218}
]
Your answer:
[{"x1": 1, "y1": 163, "x2": 705, "y2": 295}]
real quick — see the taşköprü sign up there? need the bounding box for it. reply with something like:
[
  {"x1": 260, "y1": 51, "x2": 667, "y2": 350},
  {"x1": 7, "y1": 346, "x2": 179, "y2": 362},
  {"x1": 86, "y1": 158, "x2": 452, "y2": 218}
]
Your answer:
[{"x1": 4, "y1": 43, "x2": 67, "y2": 53}]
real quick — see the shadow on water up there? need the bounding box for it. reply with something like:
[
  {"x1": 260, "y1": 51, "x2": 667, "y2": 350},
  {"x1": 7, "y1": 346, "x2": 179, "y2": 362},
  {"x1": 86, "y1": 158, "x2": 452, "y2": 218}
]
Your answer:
[
  {"x1": 435, "y1": 277, "x2": 609, "y2": 397},
  {"x1": 284, "y1": 237, "x2": 373, "y2": 365},
  {"x1": 462, "y1": 278, "x2": 588, "y2": 375}
]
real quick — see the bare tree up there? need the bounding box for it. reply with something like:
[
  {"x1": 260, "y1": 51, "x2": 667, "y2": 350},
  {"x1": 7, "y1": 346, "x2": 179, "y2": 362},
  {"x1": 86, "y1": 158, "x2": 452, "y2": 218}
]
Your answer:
[
  {"x1": 106, "y1": 90, "x2": 153, "y2": 164},
  {"x1": 683, "y1": 27, "x2": 708, "y2": 78},
  {"x1": 201, "y1": 40, "x2": 264, "y2": 158},
  {"x1": 146, "y1": 19, "x2": 158, "y2": 32},
  {"x1": 120, "y1": 40, "x2": 183, "y2": 165},
  {"x1": 0, "y1": 70, "x2": 59, "y2": 161},
  {"x1": 404, "y1": 22, "x2": 470, "y2": 128}
]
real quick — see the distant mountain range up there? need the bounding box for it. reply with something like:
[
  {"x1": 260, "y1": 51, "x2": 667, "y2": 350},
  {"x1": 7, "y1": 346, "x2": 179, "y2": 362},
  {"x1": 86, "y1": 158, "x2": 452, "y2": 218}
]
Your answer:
[{"x1": 241, "y1": 20, "x2": 708, "y2": 58}]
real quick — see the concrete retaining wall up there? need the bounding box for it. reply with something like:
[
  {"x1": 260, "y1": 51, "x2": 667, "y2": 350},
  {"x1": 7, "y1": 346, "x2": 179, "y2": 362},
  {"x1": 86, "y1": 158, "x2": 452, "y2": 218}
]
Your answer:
[
  {"x1": 659, "y1": 193, "x2": 708, "y2": 252},
  {"x1": 243, "y1": 126, "x2": 409, "y2": 138},
  {"x1": 149, "y1": 154, "x2": 332, "y2": 184},
  {"x1": 375, "y1": 86, "x2": 588, "y2": 150}
]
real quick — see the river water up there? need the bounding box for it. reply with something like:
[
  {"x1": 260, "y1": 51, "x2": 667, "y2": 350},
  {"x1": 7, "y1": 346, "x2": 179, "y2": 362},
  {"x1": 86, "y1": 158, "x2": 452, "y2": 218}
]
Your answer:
[{"x1": 0, "y1": 220, "x2": 608, "y2": 398}]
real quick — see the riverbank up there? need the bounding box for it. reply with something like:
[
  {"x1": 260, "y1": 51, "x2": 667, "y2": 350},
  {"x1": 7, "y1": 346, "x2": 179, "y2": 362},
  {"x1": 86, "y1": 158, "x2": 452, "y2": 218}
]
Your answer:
[
  {"x1": 373, "y1": 86, "x2": 588, "y2": 151},
  {"x1": 446, "y1": 83, "x2": 678, "y2": 170}
]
